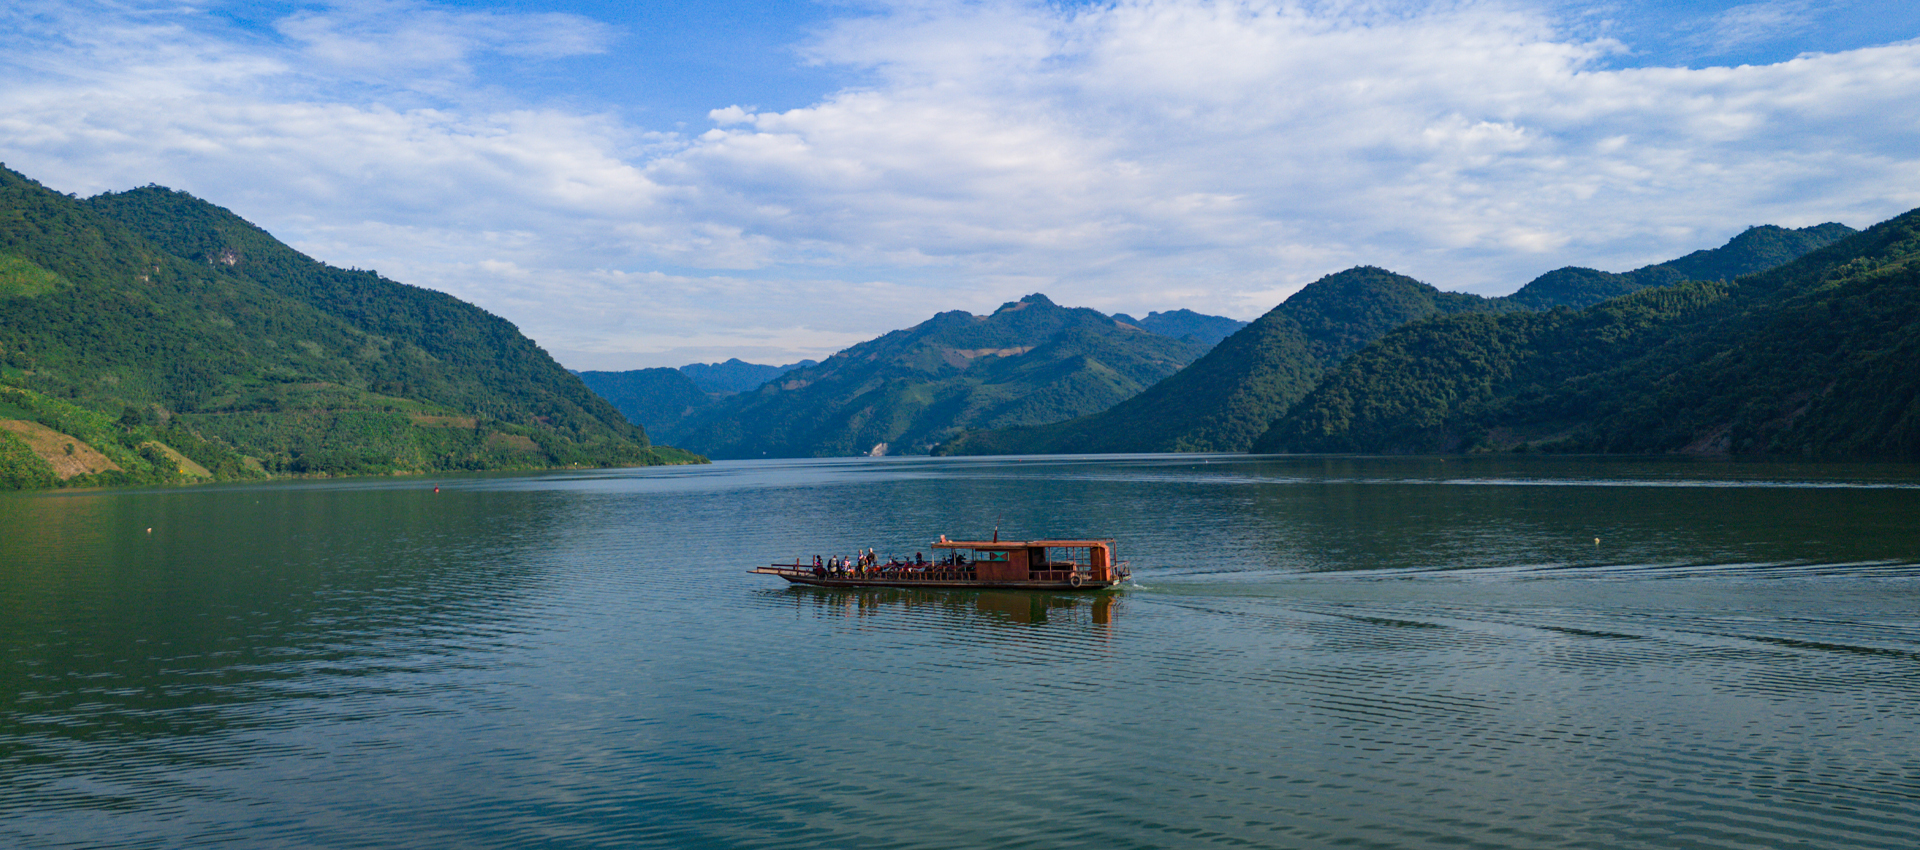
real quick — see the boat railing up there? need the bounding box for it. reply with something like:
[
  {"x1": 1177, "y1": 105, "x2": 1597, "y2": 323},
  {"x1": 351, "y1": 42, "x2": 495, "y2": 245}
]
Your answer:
[
  {"x1": 767, "y1": 562, "x2": 983, "y2": 582},
  {"x1": 1029, "y1": 569, "x2": 1092, "y2": 582},
  {"x1": 760, "y1": 561, "x2": 1103, "y2": 584}
]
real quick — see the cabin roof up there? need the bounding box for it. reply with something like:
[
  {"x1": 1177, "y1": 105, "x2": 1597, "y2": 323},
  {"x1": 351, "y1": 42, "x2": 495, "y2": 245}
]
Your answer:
[{"x1": 932, "y1": 538, "x2": 1113, "y2": 550}]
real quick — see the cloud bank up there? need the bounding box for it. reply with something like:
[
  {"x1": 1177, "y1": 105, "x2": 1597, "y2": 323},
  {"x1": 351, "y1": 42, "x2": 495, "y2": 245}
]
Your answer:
[{"x1": 3, "y1": 0, "x2": 1918, "y2": 367}]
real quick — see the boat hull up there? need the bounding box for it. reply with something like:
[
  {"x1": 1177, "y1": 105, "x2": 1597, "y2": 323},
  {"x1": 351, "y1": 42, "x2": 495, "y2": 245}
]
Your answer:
[{"x1": 752, "y1": 566, "x2": 1124, "y2": 591}]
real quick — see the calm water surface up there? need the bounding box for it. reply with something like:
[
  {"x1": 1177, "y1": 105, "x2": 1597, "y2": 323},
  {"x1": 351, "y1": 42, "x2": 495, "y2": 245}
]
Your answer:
[{"x1": 3, "y1": 454, "x2": 1919, "y2": 848}]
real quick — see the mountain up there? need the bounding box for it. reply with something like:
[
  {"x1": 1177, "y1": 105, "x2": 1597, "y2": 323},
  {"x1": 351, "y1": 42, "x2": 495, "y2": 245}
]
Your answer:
[
  {"x1": 680, "y1": 357, "x2": 819, "y2": 395},
  {"x1": 1254, "y1": 210, "x2": 1918, "y2": 458},
  {"x1": 935, "y1": 223, "x2": 1855, "y2": 456},
  {"x1": 0, "y1": 165, "x2": 700, "y2": 490},
  {"x1": 936, "y1": 268, "x2": 1486, "y2": 454},
  {"x1": 574, "y1": 367, "x2": 710, "y2": 444},
  {"x1": 1112, "y1": 309, "x2": 1249, "y2": 347},
  {"x1": 671, "y1": 294, "x2": 1210, "y2": 458},
  {"x1": 582, "y1": 316, "x2": 1235, "y2": 445}
]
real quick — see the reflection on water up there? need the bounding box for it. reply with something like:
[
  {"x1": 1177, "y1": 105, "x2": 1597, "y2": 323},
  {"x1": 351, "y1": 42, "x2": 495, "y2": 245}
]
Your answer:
[
  {"x1": 3, "y1": 455, "x2": 1920, "y2": 849},
  {"x1": 771, "y1": 586, "x2": 1119, "y2": 627}
]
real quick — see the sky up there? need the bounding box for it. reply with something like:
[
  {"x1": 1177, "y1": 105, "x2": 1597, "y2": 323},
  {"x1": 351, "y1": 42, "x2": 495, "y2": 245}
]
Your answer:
[{"x1": 3, "y1": 0, "x2": 1918, "y2": 369}]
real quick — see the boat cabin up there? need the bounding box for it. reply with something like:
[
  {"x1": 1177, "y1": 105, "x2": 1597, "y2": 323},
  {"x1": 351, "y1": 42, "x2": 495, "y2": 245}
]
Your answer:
[{"x1": 932, "y1": 537, "x2": 1119, "y2": 584}]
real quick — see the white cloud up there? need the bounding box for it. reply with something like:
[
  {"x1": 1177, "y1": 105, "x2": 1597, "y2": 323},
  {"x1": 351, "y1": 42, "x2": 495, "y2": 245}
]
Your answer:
[{"x1": 2, "y1": 0, "x2": 1918, "y2": 367}]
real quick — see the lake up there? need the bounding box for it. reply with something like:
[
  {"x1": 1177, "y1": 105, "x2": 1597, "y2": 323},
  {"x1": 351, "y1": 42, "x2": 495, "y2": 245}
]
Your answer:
[{"x1": 4, "y1": 454, "x2": 1919, "y2": 849}]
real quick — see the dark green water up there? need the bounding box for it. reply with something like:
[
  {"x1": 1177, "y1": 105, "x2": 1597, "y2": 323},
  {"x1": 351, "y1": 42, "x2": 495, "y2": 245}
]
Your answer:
[{"x1": 3, "y1": 454, "x2": 1919, "y2": 848}]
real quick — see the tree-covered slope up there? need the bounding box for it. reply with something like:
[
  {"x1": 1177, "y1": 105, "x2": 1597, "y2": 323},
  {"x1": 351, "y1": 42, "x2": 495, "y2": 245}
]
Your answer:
[
  {"x1": 83, "y1": 185, "x2": 647, "y2": 445},
  {"x1": 1255, "y1": 209, "x2": 1920, "y2": 458},
  {"x1": 671, "y1": 294, "x2": 1208, "y2": 458},
  {"x1": 0, "y1": 165, "x2": 698, "y2": 489},
  {"x1": 935, "y1": 268, "x2": 1486, "y2": 454}
]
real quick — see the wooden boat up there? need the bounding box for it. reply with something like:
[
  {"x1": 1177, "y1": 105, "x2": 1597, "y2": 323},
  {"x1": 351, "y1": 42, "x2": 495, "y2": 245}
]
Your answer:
[{"x1": 752, "y1": 536, "x2": 1130, "y2": 590}]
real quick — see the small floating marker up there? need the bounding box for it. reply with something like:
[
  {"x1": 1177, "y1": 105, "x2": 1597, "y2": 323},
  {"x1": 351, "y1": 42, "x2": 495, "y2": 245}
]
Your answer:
[
  {"x1": 433, "y1": 486, "x2": 440, "y2": 493},
  {"x1": 1594, "y1": 538, "x2": 1600, "y2": 545}
]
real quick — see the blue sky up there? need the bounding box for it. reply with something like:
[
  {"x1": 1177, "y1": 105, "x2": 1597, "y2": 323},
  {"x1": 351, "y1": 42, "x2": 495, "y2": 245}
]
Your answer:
[{"x1": 4, "y1": 0, "x2": 1919, "y2": 368}]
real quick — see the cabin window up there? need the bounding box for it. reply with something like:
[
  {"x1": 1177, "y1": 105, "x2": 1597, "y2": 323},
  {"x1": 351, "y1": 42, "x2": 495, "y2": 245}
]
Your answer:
[{"x1": 1040, "y1": 547, "x2": 1095, "y2": 569}]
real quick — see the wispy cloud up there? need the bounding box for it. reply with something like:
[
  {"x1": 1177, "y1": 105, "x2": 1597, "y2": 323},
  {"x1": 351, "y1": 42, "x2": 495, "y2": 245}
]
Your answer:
[
  {"x1": 275, "y1": 0, "x2": 616, "y2": 86},
  {"x1": 2, "y1": 0, "x2": 1918, "y2": 367},
  {"x1": 1684, "y1": 1, "x2": 1821, "y2": 57}
]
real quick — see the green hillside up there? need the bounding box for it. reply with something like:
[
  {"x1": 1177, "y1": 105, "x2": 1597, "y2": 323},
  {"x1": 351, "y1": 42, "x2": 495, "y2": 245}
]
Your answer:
[
  {"x1": 0, "y1": 165, "x2": 699, "y2": 490},
  {"x1": 672, "y1": 294, "x2": 1209, "y2": 458},
  {"x1": 936, "y1": 223, "x2": 1854, "y2": 456},
  {"x1": 1255, "y1": 209, "x2": 1920, "y2": 458}
]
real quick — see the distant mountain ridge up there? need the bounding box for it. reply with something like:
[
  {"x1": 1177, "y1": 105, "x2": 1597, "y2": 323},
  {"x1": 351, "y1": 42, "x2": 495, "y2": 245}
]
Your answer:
[
  {"x1": 0, "y1": 164, "x2": 700, "y2": 490},
  {"x1": 1499, "y1": 223, "x2": 1857, "y2": 311},
  {"x1": 1113, "y1": 309, "x2": 1249, "y2": 346},
  {"x1": 680, "y1": 357, "x2": 819, "y2": 395},
  {"x1": 670, "y1": 294, "x2": 1210, "y2": 458},
  {"x1": 577, "y1": 312, "x2": 1243, "y2": 444},
  {"x1": 573, "y1": 368, "x2": 711, "y2": 446},
  {"x1": 936, "y1": 222, "x2": 1856, "y2": 456}
]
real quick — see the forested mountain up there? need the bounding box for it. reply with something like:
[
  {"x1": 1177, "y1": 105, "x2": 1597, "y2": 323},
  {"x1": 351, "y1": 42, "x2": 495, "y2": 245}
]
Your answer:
[
  {"x1": 0, "y1": 165, "x2": 698, "y2": 490},
  {"x1": 1255, "y1": 209, "x2": 1920, "y2": 458},
  {"x1": 1113, "y1": 309, "x2": 1249, "y2": 346},
  {"x1": 935, "y1": 223, "x2": 1854, "y2": 456},
  {"x1": 574, "y1": 367, "x2": 710, "y2": 444},
  {"x1": 671, "y1": 294, "x2": 1209, "y2": 459}
]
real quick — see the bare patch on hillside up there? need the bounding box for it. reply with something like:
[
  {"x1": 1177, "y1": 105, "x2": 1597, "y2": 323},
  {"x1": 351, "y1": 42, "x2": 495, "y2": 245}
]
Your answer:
[
  {"x1": 939, "y1": 346, "x2": 1034, "y2": 368},
  {"x1": 141, "y1": 441, "x2": 212, "y2": 478},
  {"x1": 0, "y1": 420, "x2": 122, "y2": 479}
]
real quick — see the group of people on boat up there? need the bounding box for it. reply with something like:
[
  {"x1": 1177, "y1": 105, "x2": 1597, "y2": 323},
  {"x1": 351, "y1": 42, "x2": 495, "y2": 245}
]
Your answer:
[{"x1": 806, "y1": 549, "x2": 970, "y2": 580}]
